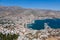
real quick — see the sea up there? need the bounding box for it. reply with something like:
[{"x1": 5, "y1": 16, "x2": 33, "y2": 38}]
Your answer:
[{"x1": 27, "y1": 18, "x2": 60, "y2": 30}]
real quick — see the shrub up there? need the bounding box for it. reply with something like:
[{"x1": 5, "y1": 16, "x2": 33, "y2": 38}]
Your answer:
[{"x1": 0, "y1": 33, "x2": 19, "y2": 40}]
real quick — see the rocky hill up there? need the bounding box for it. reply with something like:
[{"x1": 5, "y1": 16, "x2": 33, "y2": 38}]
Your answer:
[{"x1": 0, "y1": 6, "x2": 60, "y2": 18}]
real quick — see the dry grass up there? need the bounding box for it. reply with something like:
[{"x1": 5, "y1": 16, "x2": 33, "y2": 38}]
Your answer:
[{"x1": 46, "y1": 36, "x2": 57, "y2": 40}]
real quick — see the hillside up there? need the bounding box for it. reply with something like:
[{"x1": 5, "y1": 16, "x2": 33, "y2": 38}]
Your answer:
[
  {"x1": 0, "y1": 6, "x2": 60, "y2": 18},
  {"x1": 0, "y1": 6, "x2": 60, "y2": 40}
]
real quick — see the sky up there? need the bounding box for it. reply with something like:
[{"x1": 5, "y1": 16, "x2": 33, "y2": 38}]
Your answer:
[{"x1": 0, "y1": 0, "x2": 60, "y2": 10}]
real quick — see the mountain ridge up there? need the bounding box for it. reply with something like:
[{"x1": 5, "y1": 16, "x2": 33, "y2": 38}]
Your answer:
[{"x1": 0, "y1": 6, "x2": 60, "y2": 18}]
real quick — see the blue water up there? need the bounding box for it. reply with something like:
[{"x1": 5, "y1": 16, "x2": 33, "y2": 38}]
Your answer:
[{"x1": 27, "y1": 18, "x2": 60, "y2": 30}]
